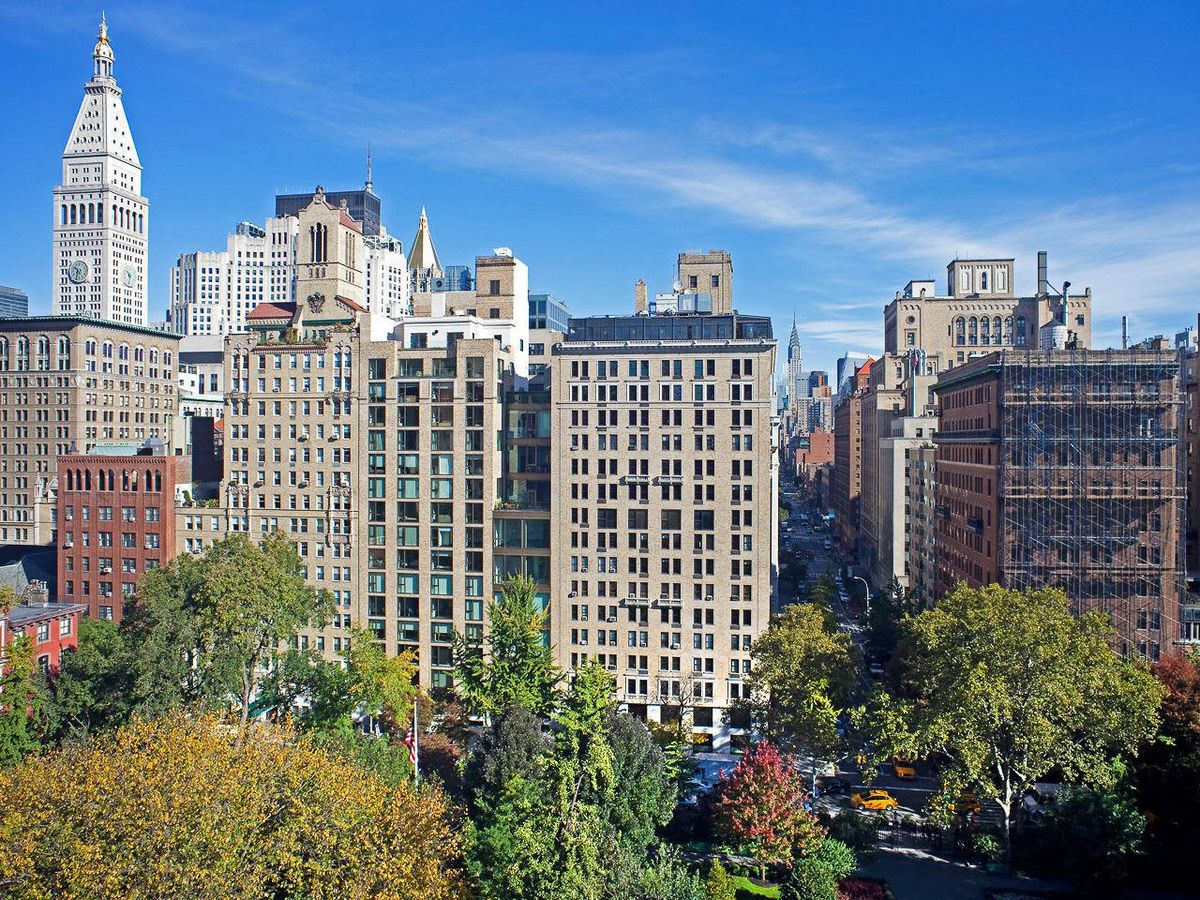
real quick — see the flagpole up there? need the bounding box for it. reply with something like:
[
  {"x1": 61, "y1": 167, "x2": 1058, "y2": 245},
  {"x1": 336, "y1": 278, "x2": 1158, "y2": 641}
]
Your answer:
[{"x1": 412, "y1": 701, "x2": 420, "y2": 787}]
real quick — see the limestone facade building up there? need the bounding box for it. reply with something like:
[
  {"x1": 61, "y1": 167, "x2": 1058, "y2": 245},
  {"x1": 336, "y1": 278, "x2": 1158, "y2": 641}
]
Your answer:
[
  {"x1": 0, "y1": 316, "x2": 178, "y2": 545},
  {"x1": 170, "y1": 209, "x2": 411, "y2": 337},
  {"x1": 53, "y1": 17, "x2": 149, "y2": 326},
  {"x1": 169, "y1": 218, "x2": 298, "y2": 336},
  {"x1": 905, "y1": 442, "x2": 938, "y2": 606},
  {"x1": 883, "y1": 254, "x2": 1092, "y2": 375}
]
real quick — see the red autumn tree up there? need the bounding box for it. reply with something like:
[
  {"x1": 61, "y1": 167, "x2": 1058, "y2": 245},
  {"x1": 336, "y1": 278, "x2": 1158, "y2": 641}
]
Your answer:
[
  {"x1": 712, "y1": 740, "x2": 823, "y2": 880},
  {"x1": 1136, "y1": 652, "x2": 1200, "y2": 873}
]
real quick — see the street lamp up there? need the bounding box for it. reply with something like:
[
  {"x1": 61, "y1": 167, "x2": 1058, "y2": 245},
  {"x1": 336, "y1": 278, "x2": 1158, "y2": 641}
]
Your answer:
[{"x1": 851, "y1": 576, "x2": 871, "y2": 616}]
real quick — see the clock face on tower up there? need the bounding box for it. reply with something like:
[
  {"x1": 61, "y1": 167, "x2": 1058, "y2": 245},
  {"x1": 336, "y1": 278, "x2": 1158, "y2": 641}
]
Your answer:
[
  {"x1": 122, "y1": 264, "x2": 136, "y2": 288},
  {"x1": 68, "y1": 260, "x2": 89, "y2": 284}
]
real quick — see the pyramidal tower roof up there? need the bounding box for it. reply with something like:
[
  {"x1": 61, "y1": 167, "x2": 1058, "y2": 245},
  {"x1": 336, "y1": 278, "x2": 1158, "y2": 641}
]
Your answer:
[
  {"x1": 63, "y1": 15, "x2": 141, "y2": 169},
  {"x1": 407, "y1": 206, "x2": 442, "y2": 274}
]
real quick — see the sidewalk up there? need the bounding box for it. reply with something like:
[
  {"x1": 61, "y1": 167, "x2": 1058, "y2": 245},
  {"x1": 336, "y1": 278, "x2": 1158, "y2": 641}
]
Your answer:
[{"x1": 856, "y1": 846, "x2": 1070, "y2": 900}]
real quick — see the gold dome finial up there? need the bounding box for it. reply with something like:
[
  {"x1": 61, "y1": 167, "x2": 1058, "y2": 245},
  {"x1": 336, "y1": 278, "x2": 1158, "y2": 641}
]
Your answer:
[{"x1": 93, "y1": 12, "x2": 114, "y2": 77}]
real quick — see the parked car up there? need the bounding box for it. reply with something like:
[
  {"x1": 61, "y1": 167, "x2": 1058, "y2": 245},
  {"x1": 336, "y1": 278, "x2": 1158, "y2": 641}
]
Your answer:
[
  {"x1": 850, "y1": 788, "x2": 898, "y2": 811},
  {"x1": 816, "y1": 776, "x2": 853, "y2": 796}
]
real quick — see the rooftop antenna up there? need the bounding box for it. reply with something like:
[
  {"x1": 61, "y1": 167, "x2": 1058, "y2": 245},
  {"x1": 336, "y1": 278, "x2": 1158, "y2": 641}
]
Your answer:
[{"x1": 365, "y1": 143, "x2": 373, "y2": 192}]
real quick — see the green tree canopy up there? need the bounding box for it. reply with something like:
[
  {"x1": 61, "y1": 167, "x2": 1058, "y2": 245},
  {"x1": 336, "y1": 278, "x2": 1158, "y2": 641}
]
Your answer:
[
  {"x1": 125, "y1": 533, "x2": 333, "y2": 726},
  {"x1": 453, "y1": 574, "x2": 561, "y2": 718},
  {"x1": 0, "y1": 635, "x2": 46, "y2": 769},
  {"x1": 44, "y1": 618, "x2": 134, "y2": 741},
  {"x1": 863, "y1": 583, "x2": 1162, "y2": 850},
  {"x1": 742, "y1": 602, "x2": 857, "y2": 756},
  {"x1": 1037, "y1": 783, "x2": 1146, "y2": 892}
]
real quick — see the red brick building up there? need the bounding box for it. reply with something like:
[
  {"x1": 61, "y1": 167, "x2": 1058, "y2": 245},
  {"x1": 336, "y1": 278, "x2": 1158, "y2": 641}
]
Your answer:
[
  {"x1": 1, "y1": 601, "x2": 84, "y2": 675},
  {"x1": 56, "y1": 449, "x2": 185, "y2": 621},
  {"x1": 933, "y1": 349, "x2": 1184, "y2": 657},
  {"x1": 832, "y1": 358, "x2": 873, "y2": 552}
]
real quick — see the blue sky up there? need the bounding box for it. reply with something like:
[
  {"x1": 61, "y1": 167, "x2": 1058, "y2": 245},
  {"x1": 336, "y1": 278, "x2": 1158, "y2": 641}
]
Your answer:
[{"x1": 2, "y1": 1, "x2": 1198, "y2": 373}]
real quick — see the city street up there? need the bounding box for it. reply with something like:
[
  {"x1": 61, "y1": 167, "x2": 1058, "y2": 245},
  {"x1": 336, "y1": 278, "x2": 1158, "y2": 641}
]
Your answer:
[{"x1": 778, "y1": 478, "x2": 1004, "y2": 829}]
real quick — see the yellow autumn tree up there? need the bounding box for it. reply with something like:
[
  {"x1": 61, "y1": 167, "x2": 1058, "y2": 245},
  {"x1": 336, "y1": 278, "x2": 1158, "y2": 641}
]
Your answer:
[{"x1": 0, "y1": 713, "x2": 467, "y2": 900}]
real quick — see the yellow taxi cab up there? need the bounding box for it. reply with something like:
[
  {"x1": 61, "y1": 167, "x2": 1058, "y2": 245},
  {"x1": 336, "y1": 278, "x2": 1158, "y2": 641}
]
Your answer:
[
  {"x1": 892, "y1": 757, "x2": 917, "y2": 780},
  {"x1": 850, "y1": 788, "x2": 898, "y2": 811},
  {"x1": 953, "y1": 793, "x2": 982, "y2": 815}
]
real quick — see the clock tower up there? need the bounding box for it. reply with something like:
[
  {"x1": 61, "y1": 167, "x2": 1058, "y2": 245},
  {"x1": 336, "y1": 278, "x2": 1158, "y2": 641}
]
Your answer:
[{"x1": 52, "y1": 16, "x2": 149, "y2": 326}]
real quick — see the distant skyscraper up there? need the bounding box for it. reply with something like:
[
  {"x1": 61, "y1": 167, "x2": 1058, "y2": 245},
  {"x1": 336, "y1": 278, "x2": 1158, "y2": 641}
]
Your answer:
[
  {"x1": 836, "y1": 351, "x2": 872, "y2": 396},
  {"x1": 528, "y1": 293, "x2": 569, "y2": 332},
  {"x1": 53, "y1": 16, "x2": 149, "y2": 326},
  {"x1": 276, "y1": 185, "x2": 381, "y2": 236},
  {"x1": 787, "y1": 316, "x2": 803, "y2": 409},
  {"x1": 0, "y1": 286, "x2": 30, "y2": 318}
]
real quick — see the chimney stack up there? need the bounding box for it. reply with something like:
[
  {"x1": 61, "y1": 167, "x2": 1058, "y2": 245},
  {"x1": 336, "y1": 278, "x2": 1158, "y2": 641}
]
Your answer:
[
  {"x1": 634, "y1": 279, "x2": 648, "y2": 315},
  {"x1": 1037, "y1": 250, "x2": 1048, "y2": 295}
]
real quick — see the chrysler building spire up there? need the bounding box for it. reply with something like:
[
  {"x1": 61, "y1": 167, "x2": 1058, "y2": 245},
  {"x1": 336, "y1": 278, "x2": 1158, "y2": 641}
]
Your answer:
[{"x1": 52, "y1": 16, "x2": 149, "y2": 325}]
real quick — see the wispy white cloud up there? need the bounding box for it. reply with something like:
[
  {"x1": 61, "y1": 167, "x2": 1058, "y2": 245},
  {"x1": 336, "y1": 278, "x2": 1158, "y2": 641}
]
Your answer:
[{"x1": 11, "y1": 1, "x2": 1196, "y2": 354}]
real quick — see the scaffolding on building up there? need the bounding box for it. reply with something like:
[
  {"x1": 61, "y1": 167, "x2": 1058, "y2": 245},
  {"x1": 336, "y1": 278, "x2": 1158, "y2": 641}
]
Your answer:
[{"x1": 999, "y1": 348, "x2": 1185, "y2": 655}]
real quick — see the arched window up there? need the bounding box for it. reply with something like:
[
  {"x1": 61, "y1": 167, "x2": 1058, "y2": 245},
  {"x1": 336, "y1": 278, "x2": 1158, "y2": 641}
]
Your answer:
[
  {"x1": 968, "y1": 317, "x2": 978, "y2": 345},
  {"x1": 980, "y1": 270, "x2": 989, "y2": 291},
  {"x1": 60, "y1": 205, "x2": 67, "y2": 225},
  {"x1": 960, "y1": 268, "x2": 971, "y2": 293},
  {"x1": 0, "y1": 338, "x2": 8, "y2": 371},
  {"x1": 69, "y1": 205, "x2": 77, "y2": 225},
  {"x1": 154, "y1": 472, "x2": 162, "y2": 493},
  {"x1": 980, "y1": 316, "x2": 991, "y2": 344},
  {"x1": 66, "y1": 470, "x2": 74, "y2": 491},
  {"x1": 118, "y1": 344, "x2": 129, "y2": 361},
  {"x1": 1004, "y1": 316, "x2": 1013, "y2": 343},
  {"x1": 57, "y1": 337, "x2": 70, "y2": 369},
  {"x1": 111, "y1": 204, "x2": 117, "y2": 224},
  {"x1": 97, "y1": 204, "x2": 103, "y2": 224},
  {"x1": 84, "y1": 469, "x2": 91, "y2": 491},
  {"x1": 993, "y1": 316, "x2": 1002, "y2": 342}
]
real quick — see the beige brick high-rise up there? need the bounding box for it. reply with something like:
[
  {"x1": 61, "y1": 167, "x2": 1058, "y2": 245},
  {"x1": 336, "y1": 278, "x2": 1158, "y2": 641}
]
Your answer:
[
  {"x1": 0, "y1": 316, "x2": 178, "y2": 545},
  {"x1": 549, "y1": 294, "x2": 777, "y2": 751},
  {"x1": 224, "y1": 190, "x2": 526, "y2": 684}
]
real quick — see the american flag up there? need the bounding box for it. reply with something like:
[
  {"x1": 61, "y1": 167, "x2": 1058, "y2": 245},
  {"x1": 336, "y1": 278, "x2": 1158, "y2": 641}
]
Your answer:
[{"x1": 403, "y1": 706, "x2": 419, "y2": 780}]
